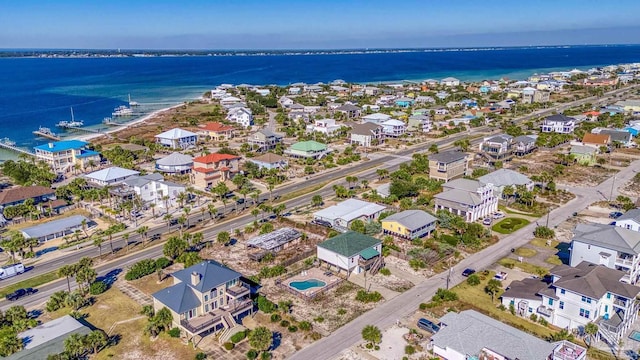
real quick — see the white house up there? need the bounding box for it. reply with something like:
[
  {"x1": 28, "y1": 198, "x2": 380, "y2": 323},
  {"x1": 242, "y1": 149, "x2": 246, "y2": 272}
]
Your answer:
[
  {"x1": 226, "y1": 107, "x2": 254, "y2": 128},
  {"x1": 541, "y1": 114, "x2": 576, "y2": 134},
  {"x1": 313, "y1": 198, "x2": 385, "y2": 229},
  {"x1": 155, "y1": 128, "x2": 198, "y2": 149},
  {"x1": 502, "y1": 262, "x2": 640, "y2": 344},
  {"x1": 317, "y1": 231, "x2": 382, "y2": 275},
  {"x1": 433, "y1": 178, "x2": 498, "y2": 222},
  {"x1": 279, "y1": 96, "x2": 294, "y2": 108},
  {"x1": 407, "y1": 115, "x2": 432, "y2": 133},
  {"x1": 155, "y1": 152, "x2": 193, "y2": 174},
  {"x1": 220, "y1": 96, "x2": 242, "y2": 106},
  {"x1": 478, "y1": 169, "x2": 533, "y2": 199},
  {"x1": 84, "y1": 167, "x2": 139, "y2": 186},
  {"x1": 362, "y1": 113, "x2": 391, "y2": 125},
  {"x1": 569, "y1": 223, "x2": 640, "y2": 284},
  {"x1": 120, "y1": 173, "x2": 186, "y2": 209},
  {"x1": 615, "y1": 209, "x2": 640, "y2": 232},
  {"x1": 381, "y1": 119, "x2": 406, "y2": 137},
  {"x1": 441, "y1": 77, "x2": 460, "y2": 87},
  {"x1": 306, "y1": 118, "x2": 341, "y2": 135},
  {"x1": 350, "y1": 122, "x2": 384, "y2": 147}
]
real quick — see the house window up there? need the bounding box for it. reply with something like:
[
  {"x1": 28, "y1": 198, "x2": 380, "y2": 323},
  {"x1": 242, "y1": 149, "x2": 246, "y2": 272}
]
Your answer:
[
  {"x1": 559, "y1": 301, "x2": 564, "y2": 310},
  {"x1": 581, "y1": 296, "x2": 591, "y2": 304},
  {"x1": 211, "y1": 289, "x2": 217, "y2": 298},
  {"x1": 579, "y1": 308, "x2": 590, "y2": 318},
  {"x1": 205, "y1": 304, "x2": 209, "y2": 312},
  {"x1": 212, "y1": 300, "x2": 218, "y2": 310},
  {"x1": 528, "y1": 307, "x2": 533, "y2": 313},
  {"x1": 204, "y1": 295, "x2": 208, "y2": 302},
  {"x1": 548, "y1": 299, "x2": 554, "y2": 306},
  {"x1": 607, "y1": 293, "x2": 611, "y2": 299},
  {"x1": 560, "y1": 289, "x2": 565, "y2": 295}
]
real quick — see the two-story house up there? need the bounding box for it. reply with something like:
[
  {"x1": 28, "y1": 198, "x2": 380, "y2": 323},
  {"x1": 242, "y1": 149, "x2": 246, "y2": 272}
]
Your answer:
[
  {"x1": 152, "y1": 261, "x2": 253, "y2": 342},
  {"x1": 362, "y1": 113, "x2": 391, "y2": 125},
  {"x1": 433, "y1": 178, "x2": 499, "y2": 222},
  {"x1": 155, "y1": 128, "x2": 198, "y2": 150},
  {"x1": 198, "y1": 122, "x2": 235, "y2": 141},
  {"x1": 381, "y1": 210, "x2": 437, "y2": 240},
  {"x1": 381, "y1": 119, "x2": 407, "y2": 137},
  {"x1": 615, "y1": 209, "x2": 640, "y2": 232},
  {"x1": 335, "y1": 104, "x2": 361, "y2": 118},
  {"x1": 502, "y1": 262, "x2": 640, "y2": 346},
  {"x1": 113, "y1": 173, "x2": 186, "y2": 209},
  {"x1": 569, "y1": 223, "x2": 640, "y2": 284},
  {"x1": 512, "y1": 135, "x2": 537, "y2": 156},
  {"x1": 428, "y1": 150, "x2": 471, "y2": 182},
  {"x1": 479, "y1": 134, "x2": 514, "y2": 164},
  {"x1": 34, "y1": 140, "x2": 101, "y2": 174},
  {"x1": 350, "y1": 122, "x2": 384, "y2": 147},
  {"x1": 478, "y1": 169, "x2": 534, "y2": 199},
  {"x1": 541, "y1": 114, "x2": 576, "y2": 134},
  {"x1": 226, "y1": 107, "x2": 253, "y2": 128},
  {"x1": 0, "y1": 186, "x2": 56, "y2": 210},
  {"x1": 407, "y1": 114, "x2": 432, "y2": 133},
  {"x1": 306, "y1": 119, "x2": 341, "y2": 135},
  {"x1": 192, "y1": 153, "x2": 241, "y2": 188},
  {"x1": 247, "y1": 129, "x2": 283, "y2": 152}
]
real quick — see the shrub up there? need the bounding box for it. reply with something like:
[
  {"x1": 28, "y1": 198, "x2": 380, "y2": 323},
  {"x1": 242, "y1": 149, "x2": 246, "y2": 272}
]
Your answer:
[
  {"x1": 419, "y1": 303, "x2": 428, "y2": 310},
  {"x1": 337, "y1": 308, "x2": 347, "y2": 315},
  {"x1": 374, "y1": 345, "x2": 380, "y2": 351},
  {"x1": 168, "y1": 327, "x2": 181, "y2": 338},
  {"x1": 509, "y1": 304, "x2": 515, "y2": 315},
  {"x1": 89, "y1": 281, "x2": 108, "y2": 295},
  {"x1": 46, "y1": 291, "x2": 69, "y2": 312},
  {"x1": 257, "y1": 295, "x2": 276, "y2": 313},
  {"x1": 246, "y1": 350, "x2": 258, "y2": 360},
  {"x1": 223, "y1": 342, "x2": 235, "y2": 351},
  {"x1": 258, "y1": 265, "x2": 286, "y2": 279},
  {"x1": 466, "y1": 274, "x2": 480, "y2": 286},
  {"x1": 498, "y1": 304, "x2": 506, "y2": 311},
  {"x1": 261, "y1": 352, "x2": 272, "y2": 360},
  {"x1": 431, "y1": 288, "x2": 458, "y2": 302},
  {"x1": 534, "y1": 226, "x2": 555, "y2": 239},
  {"x1": 539, "y1": 317, "x2": 549, "y2": 326},
  {"x1": 355, "y1": 290, "x2": 382, "y2": 303},
  {"x1": 279, "y1": 320, "x2": 290, "y2": 327},
  {"x1": 125, "y1": 259, "x2": 157, "y2": 280},
  {"x1": 288, "y1": 325, "x2": 298, "y2": 332},
  {"x1": 195, "y1": 353, "x2": 206, "y2": 360},
  {"x1": 365, "y1": 343, "x2": 373, "y2": 349},
  {"x1": 299, "y1": 321, "x2": 312, "y2": 331},
  {"x1": 155, "y1": 257, "x2": 172, "y2": 269},
  {"x1": 379, "y1": 268, "x2": 391, "y2": 276},
  {"x1": 313, "y1": 316, "x2": 324, "y2": 323},
  {"x1": 309, "y1": 331, "x2": 322, "y2": 341},
  {"x1": 530, "y1": 314, "x2": 538, "y2": 322},
  {"x1": 270, "y1": 314, "x2": 281, "y2": 323},
  {"x1": 231, "y1": 330, "x2": 247, "y2": 343},
  {"x1": 405, "y1": 345, "x2": 416, "y2": 355}
]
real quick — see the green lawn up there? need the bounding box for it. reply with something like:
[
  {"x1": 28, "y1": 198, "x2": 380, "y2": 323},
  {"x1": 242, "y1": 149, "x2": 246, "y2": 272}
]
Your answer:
[
  {"x1": 545, "y1": 255, "x2": 563, "y2": 266},
  {"x1": 530, "y1": 238, "x2": 559, "y2": 249},
  {"x1": 514, "y1": 247, "x2": 537, "y2": 258},
  {"x1": 0, "y1": 270, "x2": 60, "y2": 297},
  {"x1": 498, "y1": 258, "x2": 549, "y2": 276},
  {"x1": 492, "y1": 218, "x2": 530, "y2": 234}
]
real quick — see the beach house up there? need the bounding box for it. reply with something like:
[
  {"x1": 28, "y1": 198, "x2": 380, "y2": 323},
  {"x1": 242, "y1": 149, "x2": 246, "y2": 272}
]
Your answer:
[
  {"x1": 512, "y1": 135, "x2": 537, "y2": 156},
  {"x1": 313, "y1": 198, "x2": 385, "y2": 229},
  {"x1": 247, "y1": 129, "x2": 283, "y2": 152},
  {"x1": 9, "y1": 315, "x2": 92, "y2": 360},
  {"x1": 441, "y1": 77, "x2": 460, "y2": 87},
  {"x1": 615, "y1": 209, "x2": 640, "y2": 232},
  {"x1": 428, "y1": 150, "x2": 470, "y2": 182},
  {"x1": 395, "y1": 97, "x2": 414, "y2": 108},
  {"x1": 479, "y1": 134, "x2": 514, "y2": 164},
  {"x1": 152, "y1": 261, "x2": 253, "y2": 342},
  {"x1": 477, "y1": 169, "x2": 533, "y2": 199},
  {"x1": 381, "y1": 210, "x2": 437, "y2": 240},
  {"x1": 21, "y1": 215, "x2": 93, "y2": 243},
  {"x1": 192, "y1": 153, "x2": 241, "y2": 188},
  {"x1": 284, "y1": 141, "x2": 330, "y2": 159},
  {"x1": 362, "y1": 113, "x2": 391, "y2": 125},
  {"x1": 113, "y1": 173, "x2": 186, "y2": 209},
  {"x1": 317, "y1": 232, "x2": 383, "y2": 275},
  {"x1": 84, "y1": 166, "x2": 140, "y2": 186},
  {"x1": 350, "y1": 122, "x2": 384, "y2": 147},
  {"x1": 226, "y1": 107, "x2": 254, "y2": 128},
  {"x1": 306, "y1": 118, "x2": 341, "y2": 135},
  {"x1": 0, "y1": 186, "x2": 56, "y2": 210},
  {"x1": 155, "y1": 152, "x2": 193, "y2": 174},
  {"x1": 407, "y1": 114, "x2": 432, "y2": 133},
  {"x1": 155, "y1": 128, "x2": 198, "y2": 149},
  {"x1": 381, "y1": 119, "x2": 407, "y2": 137},
  {"x1": 433, "y1": 178, "x2": 499, "y2": 222},
  {"x1": 541, "y1": 114, "x2": 576, "y2": 134},
  {"x1": 335, "y1": 104, "x2": 361, "y2": 118},
  {"x1": 248, "y1": 153, "x2": 288, "y2": 170},
  {"x1": 34, "y1": 140, "x2": 101, "y2": 174},
  {"x1": 198, "y1": 122, "x2": 235, "y2": 140}
]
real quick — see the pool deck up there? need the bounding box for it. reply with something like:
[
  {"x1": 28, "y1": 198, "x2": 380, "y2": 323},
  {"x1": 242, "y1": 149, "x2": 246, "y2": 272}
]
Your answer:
[{"x1": 286, "y1": 267, "x2": 340, "y2": 298}]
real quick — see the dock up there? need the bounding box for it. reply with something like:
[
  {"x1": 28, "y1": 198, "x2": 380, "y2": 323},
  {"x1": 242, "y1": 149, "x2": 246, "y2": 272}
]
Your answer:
[
  {"x1": 0, "y1": 139, "x2": 35, "y2": 157},
  {"x1": 58, "y1": 124, "x2": 102, "y2": 134},
  {"x1": 33, "y1": 129, "x2": 61, "y2": 141}
]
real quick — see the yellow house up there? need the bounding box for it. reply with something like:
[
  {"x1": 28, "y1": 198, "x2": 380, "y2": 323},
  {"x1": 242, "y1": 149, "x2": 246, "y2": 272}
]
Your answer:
[{"x1": 382, "y1": 210, "x2": 437, "y2": 240}]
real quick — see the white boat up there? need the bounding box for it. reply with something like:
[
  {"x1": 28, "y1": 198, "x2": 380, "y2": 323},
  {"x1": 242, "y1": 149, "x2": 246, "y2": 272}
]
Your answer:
[
  {"x1": 57, "y1": 107, "x2": 84, "y2": 127},
  {"x1": 112, "y1": 105, "x2": 133, "y2": 117},
  {"x1": 128, "y1": 94, "x2": 139, "y2": 107},
  {"x1": 1, "y1": 138, "x2": 16, "y2": 146}
]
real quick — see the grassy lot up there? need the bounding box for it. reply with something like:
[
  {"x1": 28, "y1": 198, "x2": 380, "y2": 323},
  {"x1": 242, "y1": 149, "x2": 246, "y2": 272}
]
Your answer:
[
  {"x1": 498, "y1": 205, "x2": 536, "y2": 216},
  {"x1": 514, "y1": 247, "x2": 537, "y2": 258},
  {"x1": 498, "y1": 258, "x2": 549, "y2": 276},
  {"x1": 0, "y1": 270, "x2": 60, "y2": 298},
  {"x1": 492, "y1": 218, "x2": 530, "y2": 234},
  {"x1": 545, "y1": 255, "x2": 564, "y2": 266},
  {"x1": 530, "y1": 238, "x2": 559, "y2": 249},
  {"x1": 43, "y1": 286, "x2": 199, "y2": 360}
]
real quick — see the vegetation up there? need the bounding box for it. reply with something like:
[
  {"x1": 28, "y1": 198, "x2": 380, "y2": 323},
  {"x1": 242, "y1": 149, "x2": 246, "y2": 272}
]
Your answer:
[
  {"x1": 125, "y1": 259, "x2": 158, "y2": 280},
  {"x1": 533, "y1": 226, "x2": 555, "y2": 239},
  {"x1": 143, "y1": 306, "x2": 173, "y2": 337},
  {"x1": 248, "y1": 327, "x2": 273, "y2": 354},
  {"x1": 355, "y1": 290, "x2": 383, "y2": 303},
  {"x1": 0, "y1": 159, "x2": 55, "y2": 186},
  {"x1": 466, "y1": 274, "x2": 480, "y2": 286},
  {"x1": 361, "y1": 325, "x2": 382, "y2": 346},
  {"x1": 0, "y1": 305, "x2": 38, "y2": 356},
  {"x1": 491, "y1": 218, "x2": 530, "y2": 234}
]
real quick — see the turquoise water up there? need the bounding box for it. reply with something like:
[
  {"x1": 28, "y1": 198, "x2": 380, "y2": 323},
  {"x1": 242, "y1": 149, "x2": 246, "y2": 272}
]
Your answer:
[
  {"x1": 289, "y1": 279, "x2": 326, "y2": 291},
  {"x1": 630, "y1": 330, "x2": 640, "y2": 342}
]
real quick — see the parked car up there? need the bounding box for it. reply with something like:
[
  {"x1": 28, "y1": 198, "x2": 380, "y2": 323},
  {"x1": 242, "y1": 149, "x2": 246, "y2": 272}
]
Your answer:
[
  {"x1": 236, "y1": 198, "x2": 245, "y2": 205},
  {"x1": 494, "y1": 271, "x2": 508, "y2": 281},
  {"x1": 610, "y1": 211, "x2": 624, "y2": 219},
  {"x1": 0, "y1": 263, "x2": 25, "y2": 280},
  {"x1": 461, "y1": 268, "x2": 476, "y2": 277},
  {"x1": 6, "y1": 288, "x2": 36, "y2": 301},
  {"x1": 482, "y1": 217, "x2": 492, "y2": 225},
  {"x1": 311, "y1": 219, "x2": 332, "y2": 228},
  {"x1": 492, "y1": 212, "x2": 505, "y2": 219},
  {"x1": 417, "y1": 318, "x2": 440, "y2": 334}
]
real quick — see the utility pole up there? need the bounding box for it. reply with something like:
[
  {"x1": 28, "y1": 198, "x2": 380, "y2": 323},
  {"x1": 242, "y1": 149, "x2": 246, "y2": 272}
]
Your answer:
[
  {"x1": 545, "y1": 210, "x2": 550, "y2": 228},
  {"x1": 610, "y1": 174, "x2": 616, "y2": 203}
]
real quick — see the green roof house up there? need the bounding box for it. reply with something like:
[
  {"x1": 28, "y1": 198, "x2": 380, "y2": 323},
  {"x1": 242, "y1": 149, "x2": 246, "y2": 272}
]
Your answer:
[
  {"x1": 317, "y1": 231, "x2": 382, "y2": 275},
  {"x1": 284, "y1": 140, "x2": 330, "y2": 159}
]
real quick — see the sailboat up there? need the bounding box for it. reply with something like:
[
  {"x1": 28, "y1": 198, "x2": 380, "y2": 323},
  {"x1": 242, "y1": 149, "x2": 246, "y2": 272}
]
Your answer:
[
  {"x1": 56, "y1": 107, "x2": 84, "y2": 127},
  {"x1": 128, "y1": 94, "x2": 139, "y2": 107}
]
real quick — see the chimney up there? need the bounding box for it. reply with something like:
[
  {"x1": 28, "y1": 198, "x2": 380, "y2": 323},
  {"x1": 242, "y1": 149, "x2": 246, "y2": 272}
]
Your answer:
[
  {"x1": 48, "y1": 143, "x2": 54, "y2": 149},
  {"x1": 190, "y1": 272, "x2": 201, "y2": 286}
]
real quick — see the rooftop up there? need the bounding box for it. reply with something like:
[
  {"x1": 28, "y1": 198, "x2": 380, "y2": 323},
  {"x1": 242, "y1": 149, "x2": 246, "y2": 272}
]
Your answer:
[
  {"x1": 172, "y1": 260, "x2": 242, "y2": 294},
  {"x1": 434, "y1": 188, "x2": 482, "y2": 206},
  {"x1": 200, "y1": 122, "x2": 234, "y2": 132},
  {"x1": 21, "y1": 215, "x2": 89, "y2": 239},
  {"x1": 317, "y1": 231, "x2": 380, "y2": 258},
  {"x1": 442, "y1": 178, "x2": 482, "y2": 192},
  {"x1": 193, "y1": 153, "x2": 240, "y2": 164},
  {"x1": 552, "y1": 261, "x2": 640, "y2": 299},
  {"x1": 382, "y1": 210, "x2": 437, "y2": 230},
  {"x1": 85, "y1": 166, "x2": 140, "y2": 183},
  {"x1": 351, "y1": 122, "x2": 382, "y2": 135},
  {"x1": 290, "y1": 140, "x2": 327, "y2": 152},
  {"x1": 8, "y1": 315, "x2": 91, "y2": 360},
  {"x1": 155, "y1": 128, "x2": 198, "y2": 139},
  {"x1": 314, "y1": 198, "x2": 386, "y2": 223},
  {"x1": 616, "y1": 208, "x2": 640, "y2": 223},
  {"x1": 582, "y1": 133, "x2": 610, "y2": 145},
  {"x1": 246, "y1": 227, "x2": 301, "y2": 251},
  {"x1": 156, "y1": 152, "x2": 193, "y2": 166},
  {"x1": 428, "y1": 149, "x2": 467, "y2": 163},
  {"x1": 33, "y1": 140, "x2": 88, "y2": 153},
  {"x1": 0, "y1": 186, "x2": 54, "y2": 206},
  {"x1": 501, "y1": 278, "x2": 550, "y2": 301},
  {"x1": 250, "y1": 152, "x2": 286, "y2": 164},
  {"x1": 572, "y1": 223, "x2": 640, "y2": 255},
  {"x1": 545, "y1": 114, "x2": 575, "y2": 123},
  {"x1": 478, "y1": 169, "x2": 532, "y2": 187},
  {"x1": 431, "y1": 310, "x2": 557, "y2": 360}
]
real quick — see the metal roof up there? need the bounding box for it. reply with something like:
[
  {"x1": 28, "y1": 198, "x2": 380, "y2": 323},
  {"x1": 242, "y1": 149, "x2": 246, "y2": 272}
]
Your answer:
[
  {"x1": 171, "y1": 260, "x2": 241, "y2": 294},
  {"x1": 156, "y1": 152, "x2": 193, "y2": 166},
  {"x1": 33, "y1": 140, "x2": 88, "y2": 153},
  {"x1": 8, "y1": 315, "x2": 91, "y2": 360},
  {"x1": 314, "y1": 199, "x2": 385, "y2": 223},
  {"x1": 428, "y1": 150, "x2": 467, "y2": 163},
  {"x1": 318, "y1": 231, "x2": 380, "y2": 258},
  {"x1": 478, "y1": 169, "x2": 532, "y2": 188},
  {"x1": 155, "y1": 128, "x2": 198, "y2": 140},
  {"x1": 21, "y1": 215, "x2": 89, "y2": 239},
  {"x1": 246, "y1": 227, "x2": 301, "y2": 251},
  {"x1": 382, "y1": 210, "x2": 437, "y2": 231},
  {"x1": 572, "y1": 223, "x2": 640, "y2": 255},
  {"x1": 152, "y1": 281, "x2": 201, "y2": 314},
  {"x1": 85, "y1": 167, "x2": 139, "y2": 182}
]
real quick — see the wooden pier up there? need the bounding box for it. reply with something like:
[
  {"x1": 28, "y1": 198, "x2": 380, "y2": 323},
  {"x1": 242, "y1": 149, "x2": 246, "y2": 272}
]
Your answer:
[
  {"x1": 0, "y1": 139, "x2": 35, "y2": 157},
  {"x1": 33, "y1": 129, "x2": 61, "y2": 141},
  {"x1": 58, "y1": 125, "x2": 102, "y2": 134}
]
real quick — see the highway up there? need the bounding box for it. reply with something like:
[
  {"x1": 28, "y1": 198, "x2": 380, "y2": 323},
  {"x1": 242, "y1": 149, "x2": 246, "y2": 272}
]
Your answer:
[{"x1": 0, "y1": 84, "x2": 636, "y2": 312}]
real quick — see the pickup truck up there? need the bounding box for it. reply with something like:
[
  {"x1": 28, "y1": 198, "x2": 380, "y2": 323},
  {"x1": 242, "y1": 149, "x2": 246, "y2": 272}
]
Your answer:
[
  {"x1": 494, "y1": 271, "x2": 508, "y2": 281},
  {"x1": 6, "y1": 288, "x2": 36, "y2": 301}
]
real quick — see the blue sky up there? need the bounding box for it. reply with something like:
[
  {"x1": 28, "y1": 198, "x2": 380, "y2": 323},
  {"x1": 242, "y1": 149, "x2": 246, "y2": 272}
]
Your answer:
[{"x1": 1, "y1": 0, "x2": 640, "y2": 49}]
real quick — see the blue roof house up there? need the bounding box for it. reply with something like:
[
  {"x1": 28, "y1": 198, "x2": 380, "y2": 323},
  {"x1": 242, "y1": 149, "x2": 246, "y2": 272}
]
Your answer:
[
  {"x1": 395, "y1": 97, "x2": 414, "y2": 108},
  {"x1": 34, "y1": 140, "x2": 101, "y2": 174},
  {"x1": 479, "y1": 85, "x2": 491, "y2": 93},
  {"x1": 152, "y1": 261, "x2": 253, "y2": 341},
  {"x1": 624, "y1": 125, "x2": 640, "y2": 137}
]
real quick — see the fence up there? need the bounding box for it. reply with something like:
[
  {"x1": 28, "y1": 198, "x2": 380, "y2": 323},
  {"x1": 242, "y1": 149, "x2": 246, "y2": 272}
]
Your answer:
[
  {"x1": 275, "y1": 275, "x2": 344, "y2": 302},
  {"x1": 279, "y1": 248, "x2": 316, "y2": 268}
]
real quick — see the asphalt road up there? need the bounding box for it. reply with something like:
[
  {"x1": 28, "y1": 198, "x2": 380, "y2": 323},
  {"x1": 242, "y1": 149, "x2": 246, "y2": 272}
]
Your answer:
[
  {"x1": 288, "y1": 160, "x2": 640, "y2": 360},
  {"x1": 0, "y1": 84, "x2": 636, "y2": 310}
]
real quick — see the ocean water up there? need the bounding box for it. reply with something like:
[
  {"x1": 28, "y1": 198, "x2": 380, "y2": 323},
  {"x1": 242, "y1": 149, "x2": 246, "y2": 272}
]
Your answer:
[{"x1": 1, "y1": 45, "x2": 640, "y2": 160}]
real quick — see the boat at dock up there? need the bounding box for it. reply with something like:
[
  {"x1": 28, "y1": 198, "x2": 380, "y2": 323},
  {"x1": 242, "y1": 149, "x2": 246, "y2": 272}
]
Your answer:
[
  {"x1": 57, "y1": 107, "x2": 84, "y2": 127},
  {"x1": 33, "y1": 126, "x2": 61, "y2": 141},
  {"x1": 112, "y1": 105, "x2": 133, "y2": 117},
  {"x1": 128, "y1": 94, "x2": 139, "y2": 107},
  {"x1": 1, "y1": 138, "x2": 16, "y2": 146}
]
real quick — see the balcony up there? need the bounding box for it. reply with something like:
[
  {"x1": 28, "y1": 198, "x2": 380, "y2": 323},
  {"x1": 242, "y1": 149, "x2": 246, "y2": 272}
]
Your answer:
[
  {"x1": 614, "y1": 297, "x2": 628, "y2": 308},
  {"x1": 226, "y1": 298, "x2": 253, "y2": 314},
  {"x1": 615, "y1": 257, "x2": 634, "y2": 267},
  {"x1": 180, "y1": 311, "x2": 223, "y2": 335},
  {"x1": 226, "y1": 283, "x2": 250, "y2": 299},
  {"x1": 552, "y1": 340, "x2": 586, "y2": 360},
  {"x1": 537, "y1": 305, "x2": 553, "y2": 317}
]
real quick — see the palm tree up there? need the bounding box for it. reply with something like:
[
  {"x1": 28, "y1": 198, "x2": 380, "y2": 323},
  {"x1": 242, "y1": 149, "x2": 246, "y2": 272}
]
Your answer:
[
  {"x1": 58, "y1": 265, "x2": 75, "y2": 292},
  {"x1": 376, "y1": 169, "x2": 389, "y2": 181},
  {"x1": 25, "y1": 237, "x2": 38, "y2": 255},
  {"x1": 311, "y1": 194, "x2": 323, "y2": 207},
  {"x1": 93, "y1": 236, "x2": 104, "y2": 257},
  {"x1": 207, "y1": 203, "x2": 216, "y2": 219},
  {"x1": 64, "y1": 332, "x2": 87, "y2": 358},
  {"x1": 149, "y1": 203, "x2": 156, "y2": 217},
  {"x1": 251, "y1": 208, "x2": 260, "y2": 223},
  {"x1": 177, "y1": 216, "x2": 186, "y2": 236},
  {"x1": 177, "y1": 191, "x2": 188, "y2": 208},
  {"x1": 162, "y1": 195, "x2": 170, "y2": 210},
  {"x1": 583, "y1": 322, "x2": 598, "y2": 348},
  {"x1": 485, "y1": 279, "x2": 502, "y2": 303},
  {"x1": 85, "y1": 330, "x2": 108, "y2": 354},
  {"x1": 137, "y1": 226, "x2": 149, "y2": 248},
  {"x1": 182, "y1": 206, "x2": 191, "y2": 228},
  {"x1": 163, "y1": 214, "x2": 173, "y2": 229},
  {"x1": 361, "y1": 179, "x2": 369, "y2": 189},
  {"x1": 122, "y1": 233, "x2": 130, "y2": 253},
  {"x1": 191, "y1": 232, "x2": 204, "y2": 249},
  {"x1": 361, "y1": 325, "x2": 382, "y2": 346}
]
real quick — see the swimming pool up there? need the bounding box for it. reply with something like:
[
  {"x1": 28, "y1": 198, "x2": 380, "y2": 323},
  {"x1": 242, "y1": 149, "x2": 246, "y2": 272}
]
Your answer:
[
  {"x1": 630, "y1": 330, "x2": 640, "y2": 342},
  {"x1": 289, "y1": 279, "x2": 326, "y2": 291}
]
